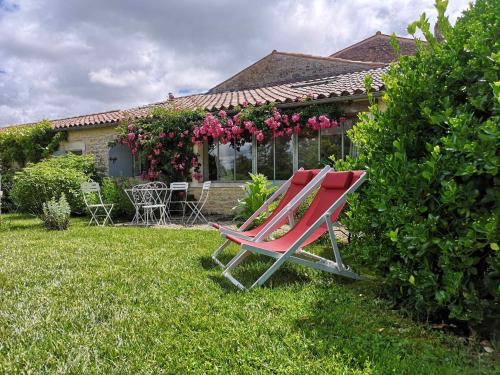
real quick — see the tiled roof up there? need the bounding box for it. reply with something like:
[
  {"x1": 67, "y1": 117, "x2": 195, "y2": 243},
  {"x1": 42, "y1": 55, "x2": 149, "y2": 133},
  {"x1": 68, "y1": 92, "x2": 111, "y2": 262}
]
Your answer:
[
  {"x1": 51, "y1": 110, "x2": 123, "y2": 129},
  {"x1": 34, "y1": 67, "x2": 387, "y2": 130}
]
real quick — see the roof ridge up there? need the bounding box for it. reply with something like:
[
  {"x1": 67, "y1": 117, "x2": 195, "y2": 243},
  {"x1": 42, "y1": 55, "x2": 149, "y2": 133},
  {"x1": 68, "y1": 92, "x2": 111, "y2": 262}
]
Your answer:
[
  {"x1": 330, "y1": 31, "x2": 419, "y2": 57},
  {"x1": 271, "y1": 50, "x2": 386, "y2": 66}
]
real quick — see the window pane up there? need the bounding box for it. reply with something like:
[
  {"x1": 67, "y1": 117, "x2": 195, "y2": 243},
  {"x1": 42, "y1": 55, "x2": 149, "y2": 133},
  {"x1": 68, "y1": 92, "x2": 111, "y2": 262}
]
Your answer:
[
  {"x1": 257, "y1": 138, "x2": 273, "y2": 179},
  {"x1": 207, "y1": 140, "x2": 218, "y2": 181},
  {"x1": 235, "y1": 141, "x2": 252, "y2": 180},
  {"x1": 218, "y1": 142, "x2": 234, "y2": 181},
  {"x1": 298, "y1": 130, "x2": 319, "y2": 169},
  {"x1": 320, "y1": 128, "x2": 342, "y2": 163},
  {"x1": 275, "y1": 136, "x2": 293, "y2": 180}
]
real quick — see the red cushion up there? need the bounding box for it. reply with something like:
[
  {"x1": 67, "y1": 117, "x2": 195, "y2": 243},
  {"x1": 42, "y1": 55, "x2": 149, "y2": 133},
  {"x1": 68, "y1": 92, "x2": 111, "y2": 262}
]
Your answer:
[
  {"x1": 291, "y1": 170, "x2": 313, "y2": 185},
  {"x1": 322, "y1": 171, "x2": 353, "y2": 189}
]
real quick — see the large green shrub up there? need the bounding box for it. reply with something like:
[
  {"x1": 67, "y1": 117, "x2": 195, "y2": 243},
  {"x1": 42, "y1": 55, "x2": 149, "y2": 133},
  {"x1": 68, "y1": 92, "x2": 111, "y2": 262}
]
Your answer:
[
  {"x1": 339, "y1": 0, "x2": 499, "y2": 324},
  {"x1": 11, "y1": 154, "x2": 97, "y2": 214}
]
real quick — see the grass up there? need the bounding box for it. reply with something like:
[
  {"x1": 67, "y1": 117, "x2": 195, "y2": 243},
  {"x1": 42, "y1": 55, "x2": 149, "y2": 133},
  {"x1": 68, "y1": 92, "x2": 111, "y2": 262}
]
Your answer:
[{"x1": 0, "y1": 214, "x2": 496, "y2": 374}]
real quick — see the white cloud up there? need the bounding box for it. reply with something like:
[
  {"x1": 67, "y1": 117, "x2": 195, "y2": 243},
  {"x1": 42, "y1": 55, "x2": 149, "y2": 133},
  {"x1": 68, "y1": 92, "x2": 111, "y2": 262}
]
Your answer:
[
  {"x1": 0, "y1": 0, "x2": 473, "y2": 126},
  {"x1": 89, "y1": 69, "x2": 148, "y2": 88}
]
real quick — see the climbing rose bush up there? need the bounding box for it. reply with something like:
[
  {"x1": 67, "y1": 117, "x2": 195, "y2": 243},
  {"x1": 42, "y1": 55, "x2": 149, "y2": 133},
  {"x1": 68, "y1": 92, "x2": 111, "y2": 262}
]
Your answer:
[{"x1": 117, "y1": 102, "x2": 346, "y2": 181}]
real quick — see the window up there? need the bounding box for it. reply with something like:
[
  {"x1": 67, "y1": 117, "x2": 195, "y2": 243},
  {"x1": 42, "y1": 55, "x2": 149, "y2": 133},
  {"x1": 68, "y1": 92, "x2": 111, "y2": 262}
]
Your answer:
[
  {"x1": 257, "y1": 138, "x2": 273, "y2": 179},
  {"x1": 257, "y1": 136, "x2": 293, "y2": 180},
  {"x1": 205, "y1": 118, "x2": 355, "y2": 181},
  {"x1": 298, "y1": 130, "x2": 319, "y2": 169},
  {"x1": 274, "y1": 136, "x2": 293, "y2": 180},
  {"x1": 320, "y1": 127, "x2": 343, "y2": 163},
  {"x1": 209, "y1": 140, "x2": 253, "y2": 181},
  {"x1": 235, "y1": 142, "x2": 253, "y2": 180}
]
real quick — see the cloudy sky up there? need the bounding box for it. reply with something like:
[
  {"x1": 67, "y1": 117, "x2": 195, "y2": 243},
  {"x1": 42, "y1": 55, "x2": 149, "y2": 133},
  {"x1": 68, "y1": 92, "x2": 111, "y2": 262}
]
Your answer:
[{"x1": 0, "y1": 0, "x2": 471, "y2": 127}]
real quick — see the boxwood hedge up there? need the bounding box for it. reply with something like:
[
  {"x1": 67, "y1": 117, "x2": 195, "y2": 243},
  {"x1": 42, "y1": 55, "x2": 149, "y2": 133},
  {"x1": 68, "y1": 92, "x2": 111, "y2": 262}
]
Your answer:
[{"x1": 339, "y1": 0, "x2": 499, "y2": 324}]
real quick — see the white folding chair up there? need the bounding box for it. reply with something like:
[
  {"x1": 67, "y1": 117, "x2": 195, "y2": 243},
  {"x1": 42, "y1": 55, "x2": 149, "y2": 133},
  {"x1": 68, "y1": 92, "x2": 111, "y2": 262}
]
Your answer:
[
  {"x1": 166, "y1": 182, "x2": 189, "y2": 223},
  {"x1": 185, "y1": 181, "x2": 211, "y2": 225},
  {"x1": 140, "y1": 182, "x2": 169, "y2": 226},
  {"x1": 81, "y1": 181, "x2": 114, "y2": 226}
]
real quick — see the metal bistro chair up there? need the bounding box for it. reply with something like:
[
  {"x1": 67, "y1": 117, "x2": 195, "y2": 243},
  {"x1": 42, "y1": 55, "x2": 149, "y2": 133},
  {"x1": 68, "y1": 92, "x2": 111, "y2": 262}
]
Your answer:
[
  {"x1": 142, "y1": 181, "x2": 169, "y2": 226},
  {"x1": 186, "y1": 181, "x2": 211, "y2": 225},
  {"x1": 132, "y1": 182, "x2": 168, "y2": 226},
  {"x1": 166, "y1": 182, "x2": 189, "y2": 223},
  {"x1": 81, "y1": 181, "x2": 114, "y2": 226}
]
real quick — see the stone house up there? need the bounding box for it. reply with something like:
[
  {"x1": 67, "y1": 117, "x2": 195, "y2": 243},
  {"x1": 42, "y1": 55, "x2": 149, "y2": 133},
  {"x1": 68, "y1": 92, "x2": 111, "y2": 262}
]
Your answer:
[{"x1": 6, "y1": 32, "x2": 417, "y2": 215}]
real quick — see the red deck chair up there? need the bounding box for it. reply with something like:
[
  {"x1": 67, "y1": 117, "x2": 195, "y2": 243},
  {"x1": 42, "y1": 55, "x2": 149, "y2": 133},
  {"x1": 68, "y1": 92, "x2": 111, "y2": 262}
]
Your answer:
[
  {"x1": 221, "y1": 170, "x2": 367, "y2": 290},
  {"x1": 211, "y1": 166, "x2": 331, "y2": 268}
]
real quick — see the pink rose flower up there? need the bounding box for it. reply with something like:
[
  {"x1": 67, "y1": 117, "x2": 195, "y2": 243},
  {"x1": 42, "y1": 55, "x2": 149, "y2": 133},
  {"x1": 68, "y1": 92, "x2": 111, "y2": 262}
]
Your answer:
[
  {"x1": 218, "y1": 110, "x2": 227, "y2": 119},
  {"x1": 256, "y1": 130, "x2": 264, "y2": 143},
  {"x1": 127, "y1": 132, "x2": 135, "y2": 141},
  {"x1": 292, "y1": 113, "x2": 300, "y2": 123},
  {"x1": 160, "y1": 132, "x2": 167, "y2": 139},
  {"x1": 169, "y1": 132, "x2": 175, "y2": 139}
]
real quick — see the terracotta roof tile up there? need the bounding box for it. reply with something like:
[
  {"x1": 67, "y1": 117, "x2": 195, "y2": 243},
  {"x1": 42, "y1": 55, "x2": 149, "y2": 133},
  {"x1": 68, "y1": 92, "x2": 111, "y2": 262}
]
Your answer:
[{"x1": 7, "y1": 67, "x2": 386, "y2": 130}]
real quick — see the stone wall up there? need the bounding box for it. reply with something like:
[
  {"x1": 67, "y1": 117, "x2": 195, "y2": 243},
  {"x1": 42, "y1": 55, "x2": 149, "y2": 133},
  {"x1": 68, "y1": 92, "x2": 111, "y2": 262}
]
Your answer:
[
  {"x1": 210, "y1": 52, "x2": 382, "y2": 93},
  {"x1": 59, "y1": 126, "x2": 118, "y2": 174},
  {"x1": 189, "y1": 183, "x2": 246, "y2": 216}
]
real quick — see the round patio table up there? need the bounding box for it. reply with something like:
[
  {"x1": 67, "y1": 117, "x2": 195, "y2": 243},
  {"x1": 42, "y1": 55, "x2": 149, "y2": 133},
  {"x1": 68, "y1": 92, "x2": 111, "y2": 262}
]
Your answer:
[{"x1": 124, "y1": 186, "x2": 170, "y2": 226}]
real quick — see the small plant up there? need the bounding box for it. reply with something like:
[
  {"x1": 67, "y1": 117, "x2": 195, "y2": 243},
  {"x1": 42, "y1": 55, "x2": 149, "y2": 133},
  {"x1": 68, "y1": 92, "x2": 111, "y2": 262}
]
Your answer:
[
  {"x1": 235, "y1": 173, "x2": 277, "y2": 224},
  {"x1": 41, "y1": 194, "x2": 70, "y2": 230}
]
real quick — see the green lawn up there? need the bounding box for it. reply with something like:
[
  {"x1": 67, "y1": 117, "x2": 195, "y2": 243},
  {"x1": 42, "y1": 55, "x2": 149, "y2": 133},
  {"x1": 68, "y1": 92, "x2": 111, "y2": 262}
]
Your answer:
[{"x1": 0, "y1": 214, "x2": 495, "y2": 374}]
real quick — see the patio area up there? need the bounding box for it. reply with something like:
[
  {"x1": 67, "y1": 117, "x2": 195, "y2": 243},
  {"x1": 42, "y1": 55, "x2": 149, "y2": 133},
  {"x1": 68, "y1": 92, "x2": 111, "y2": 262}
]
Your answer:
[{"x1": 0, "y1": 214, "x2": 492, "y2": 373}]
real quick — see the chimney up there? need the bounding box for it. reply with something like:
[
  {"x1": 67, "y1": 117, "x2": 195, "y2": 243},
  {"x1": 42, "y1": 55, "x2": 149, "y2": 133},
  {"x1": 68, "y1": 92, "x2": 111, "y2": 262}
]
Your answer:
[
  {"x1": 434, "y1": 23, "x2": 444, "y2": 42},
  {"x1": 168, "y1": 92, "x2": 175, "y2": 101}
]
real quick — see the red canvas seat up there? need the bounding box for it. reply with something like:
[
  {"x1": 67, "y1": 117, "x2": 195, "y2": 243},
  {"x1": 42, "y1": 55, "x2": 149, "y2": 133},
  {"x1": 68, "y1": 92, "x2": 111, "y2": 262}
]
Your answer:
[
  {"x1": 221, "y1": 170, "x2": 366, "y2": 290},
  {"x1": 211, "y1": 166, "x2": 331, "y2": 268}
]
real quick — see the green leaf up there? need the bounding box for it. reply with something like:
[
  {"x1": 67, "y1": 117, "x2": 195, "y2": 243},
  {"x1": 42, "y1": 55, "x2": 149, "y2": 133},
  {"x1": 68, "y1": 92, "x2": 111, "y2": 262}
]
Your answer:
[
  {"x1": 409, "y1": 275, "x2": 415, "y2": 285},
  {"x1": 490, "y1": 243, "x2": 499, "y2": 251}
]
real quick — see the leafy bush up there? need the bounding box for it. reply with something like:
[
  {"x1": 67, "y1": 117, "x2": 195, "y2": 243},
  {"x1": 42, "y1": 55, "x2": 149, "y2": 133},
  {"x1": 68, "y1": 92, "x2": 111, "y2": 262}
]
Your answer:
[
  {"x1": 101, "y1": 177, "x2": 140, "y2": 219},
  {"x1": 339, "y1": 0, "x2": 499, "y2": 324},
  {"x1": 41, "y1": 194, "x2": 70, "y2": 230},
  {"x1": 235, "y1": 173, "x2": 277, "y2": 224},
  {"x1": 11, "y1": 154, "x2": 97, "y2": 214}
]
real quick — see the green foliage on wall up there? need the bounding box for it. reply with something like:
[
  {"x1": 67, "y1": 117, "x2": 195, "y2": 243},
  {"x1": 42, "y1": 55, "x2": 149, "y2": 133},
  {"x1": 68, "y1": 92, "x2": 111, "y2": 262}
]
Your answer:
[
  {"x1": 0, "y1": 120, "x2": 66, "y2": 169},
  {"x1": 338, "y1": 0, "x2": 499, "y2": 324}
]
